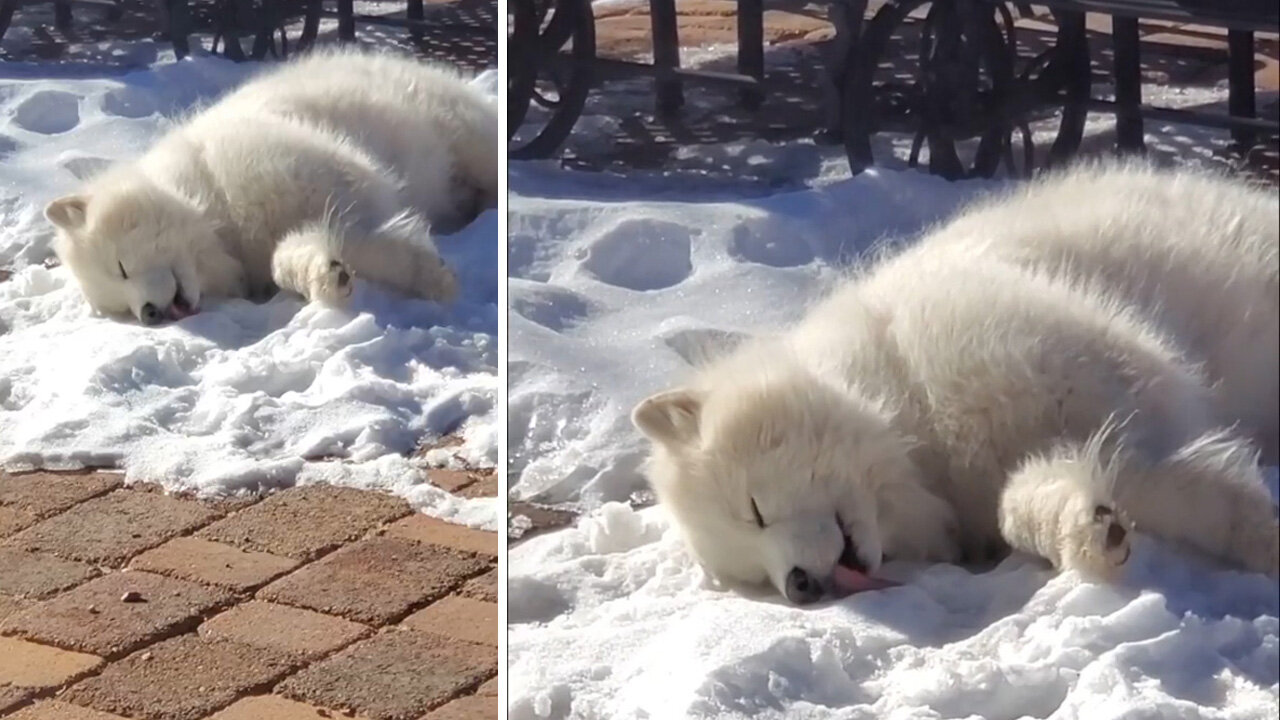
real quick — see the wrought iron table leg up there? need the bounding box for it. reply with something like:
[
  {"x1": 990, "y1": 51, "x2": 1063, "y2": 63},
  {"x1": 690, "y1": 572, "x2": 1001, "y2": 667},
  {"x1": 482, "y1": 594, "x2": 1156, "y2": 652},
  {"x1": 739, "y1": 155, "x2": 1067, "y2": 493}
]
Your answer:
[
  {"x1": 1048, "y1": 9, "x2": 1089, "y2": 166},
  {"x1": 251, "y1": 0, "x2": 280, "y2": 58},
  {"x1": 1112, "y1": 14, "x2": 1144, "y2": 154},
  {"x1": 649, "y1": 0, "x2": 683, "y2": 117},
  {"x1": 0, "y1": 0, "x2": 17, "y2": 42},
  {"x1": 299, "y1": 0, "x2": 320, "y2": 48},
  {"x1": 337, "y1": 0, "x2": 355, "y2": 41},
  {"x1": 823, "y1": 0, "x2": 867, "y2": 143},
  {"x1": 54, "y1": 0, "x2": 71, "y2": 29},
  {"x1": 737, "y1": 0, "x2": 764, "y2": 109},
  {"x1": 165, "y1": 0, "x2": 191, "y2": 58},
  {"x1": 216, "y1": 0, "x2": 252, "y2": 60},
  {"x1": 407, "y1": 0, "x2": 424, "y2": 41},
  {"x1": 1227, "y1": 30, "x2": 1256, "y2": 149}
]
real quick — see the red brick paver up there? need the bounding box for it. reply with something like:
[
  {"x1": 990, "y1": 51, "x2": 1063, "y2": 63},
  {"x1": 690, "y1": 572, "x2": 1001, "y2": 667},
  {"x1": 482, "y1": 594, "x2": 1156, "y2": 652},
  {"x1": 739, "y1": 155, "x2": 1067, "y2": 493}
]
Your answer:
[
  {"x1": 458, "y1": 568, "x2": 498, "y2": 603},
  {"x1": 425, "y1": 468, "x2": 482, "y2": 494},
  {"x1": 0, "y1": 508, "x2": 36, "y2": 539},
  {"x1": 278, "y1": 629, "x2": 495, "y2": 720},
  {"x1": 456, "y1": 473, "x2": 499, "y2": 500},
  {"x1": 420, "y1": 695, "x2": 497, "y2": 720},
  {"x1": 0, "y1": 472, "x2": 120, "y2": 519},
  {"x1": 0, "y1": 636, "x2": 102, "y2": 695},
  {"x1": 6, "y1": 701, "x2": 131, "y2": 719},
  {"x1": 386, "y1": 515, "x2": 498, "y2": 560},
  {"x1": 2, "y1": 570, "x2": 233, "y2": 658},
  {"x1": 197, "y1": 486, "x2": 411, "y2": 561},
  {"x1": 7, "y1": 490, "x2": 220, "y2": 566},
  {"x1": 0, "y1": 595, "x2": 31, "y2": 623},
  {"x1": 62, "y1": 635, "x2": 301, "y2": 720},
  {"x1": 199, "y1": 601, "x2": 369, "y2": 659},
  {"x1": 130, "y1": 537, "x2": 299, "y2": 592},
  {"x1": 258, "y1": 536, "x2": 488, "y2": 625},
  {"x1": 208, "y1": 695, "x2": 370, "y2": 720},
  {"x1": 402, "y1": 597, "x2": 498, "y2": 647},
  {"x1": 0, "y1": 549, "x2": 98, "y2": 598},
  {"x1": 0, "y1": 471, "x2": 498, "y2": 718}
]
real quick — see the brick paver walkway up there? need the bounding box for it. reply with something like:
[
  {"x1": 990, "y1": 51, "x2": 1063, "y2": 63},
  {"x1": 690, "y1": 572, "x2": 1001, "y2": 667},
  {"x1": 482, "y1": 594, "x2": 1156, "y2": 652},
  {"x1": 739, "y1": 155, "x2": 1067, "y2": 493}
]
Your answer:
[{"x1": 0, "y1": 472, "x2": 498, "y2": 720}]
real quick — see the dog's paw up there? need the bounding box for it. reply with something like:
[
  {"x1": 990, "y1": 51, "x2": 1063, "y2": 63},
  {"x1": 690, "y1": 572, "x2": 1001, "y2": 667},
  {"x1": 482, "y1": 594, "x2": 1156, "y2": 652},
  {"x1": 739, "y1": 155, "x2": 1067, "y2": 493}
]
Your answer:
[
  {"x1": 1060, "y1": 502, "x2": 1132, "y2": 582},
  {"x1": 1257, "y1": 527, "x2": 1280, "y2": 578},
  {"x1": 308, "y1": 257, "x2": 355, "y2": 306},
  {"x1": 413, "y1": 252, "x2": 458, "y2": 303},
  {"x1": 1229, "y1": 510, "x2": 1280, "y2": 578}
]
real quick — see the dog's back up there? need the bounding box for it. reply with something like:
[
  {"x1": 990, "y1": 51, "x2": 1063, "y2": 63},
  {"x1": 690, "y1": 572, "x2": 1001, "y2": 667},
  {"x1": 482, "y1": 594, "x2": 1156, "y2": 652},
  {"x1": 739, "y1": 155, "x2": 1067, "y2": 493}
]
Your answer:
[
  {"x1": 213, "y1": 50, "x2": 498, "y2": 231},
  {"x1": 922, "y1": 162, "x2": 1279, "y2": 461}
]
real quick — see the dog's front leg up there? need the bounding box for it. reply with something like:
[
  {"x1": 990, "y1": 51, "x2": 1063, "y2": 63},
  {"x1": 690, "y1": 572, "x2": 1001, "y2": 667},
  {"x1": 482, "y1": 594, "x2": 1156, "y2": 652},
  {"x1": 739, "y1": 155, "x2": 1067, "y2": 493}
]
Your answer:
[
  {"x1": 193, "y1": 241, "x2": 248, "y2": 301},
  {"x1": 998, "y1": 438, "x2": 1133, "y2": 581},
  {"x1": 270, "y1": 224, "x2": 354, "y2": 307}
]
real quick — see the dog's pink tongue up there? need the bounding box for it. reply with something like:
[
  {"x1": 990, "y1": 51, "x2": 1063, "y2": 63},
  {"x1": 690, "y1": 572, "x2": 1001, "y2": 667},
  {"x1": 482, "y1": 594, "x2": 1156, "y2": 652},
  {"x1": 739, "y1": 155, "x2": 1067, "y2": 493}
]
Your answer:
[
  {"x1": 832, "y1": 565, "x2": 900, "y2": 595},
  {"x1": 167, "y1": 304, "x2": 198, "y2": 320}
]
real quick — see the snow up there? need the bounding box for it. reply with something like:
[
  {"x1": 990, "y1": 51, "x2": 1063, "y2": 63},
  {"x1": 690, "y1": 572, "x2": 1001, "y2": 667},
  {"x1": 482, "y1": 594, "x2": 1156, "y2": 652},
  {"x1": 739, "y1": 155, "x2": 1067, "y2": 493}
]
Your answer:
[
  {"x1": 507, "y1": 163, "x2": 982, "y2": 507},
  {"x1": 510, "y1": 503, "x2": 1279, "y2": 720},
  {"x1": 507, "y1": 93, "x2": 1280, "y2": 715},
  {"x1": 0, "y1": 54, "x2": 499, "y2": 530}
]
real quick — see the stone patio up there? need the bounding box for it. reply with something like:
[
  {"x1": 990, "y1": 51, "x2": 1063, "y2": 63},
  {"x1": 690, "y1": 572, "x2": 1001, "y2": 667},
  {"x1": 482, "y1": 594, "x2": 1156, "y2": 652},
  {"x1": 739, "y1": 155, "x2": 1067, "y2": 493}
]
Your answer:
[
  {"x1": 546, "y1": 1, "x2": 1280, "y2": 181},
  {"x1": 0, "y1": 472, "x2": 498, "y2": 720},
  {"x1": 0, "y1": 0, "x2": 497, "y2": 72}
]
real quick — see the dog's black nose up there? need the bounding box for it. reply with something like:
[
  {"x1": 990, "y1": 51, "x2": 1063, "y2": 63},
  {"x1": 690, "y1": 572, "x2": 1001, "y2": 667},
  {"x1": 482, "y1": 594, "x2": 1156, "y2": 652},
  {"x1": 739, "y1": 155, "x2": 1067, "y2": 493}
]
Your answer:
[
  {"x1": 139, "y1": 302, "x2": 163, "y2": 325},
  {"x1": 785, "y1": 567, "x2": 823, "y2": 605}
]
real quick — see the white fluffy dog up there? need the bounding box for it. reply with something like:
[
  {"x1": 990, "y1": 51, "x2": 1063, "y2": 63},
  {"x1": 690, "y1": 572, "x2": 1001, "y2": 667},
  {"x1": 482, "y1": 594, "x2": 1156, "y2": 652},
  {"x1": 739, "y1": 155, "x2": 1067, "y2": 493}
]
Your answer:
[
  {"x1": 47, "y1": 49, "x2": 498, "y2": 324},
  {"x1": 633, "y1": 162, "x2": 1279, "y2": 605}
]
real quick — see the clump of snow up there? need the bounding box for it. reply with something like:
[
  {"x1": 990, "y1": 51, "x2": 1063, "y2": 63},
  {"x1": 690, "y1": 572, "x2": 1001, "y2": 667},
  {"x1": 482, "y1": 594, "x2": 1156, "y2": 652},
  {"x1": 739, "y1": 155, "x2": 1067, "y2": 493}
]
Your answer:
[
  {"x1": 511, "y1": 502, "x2": 1279, "y2": 719},
  {"x1": 508, "y1": 160, "x2": 1280, "y2": 716},
  {"x1": 0, "y1": 54, "x2": 498, "y2": 529}
]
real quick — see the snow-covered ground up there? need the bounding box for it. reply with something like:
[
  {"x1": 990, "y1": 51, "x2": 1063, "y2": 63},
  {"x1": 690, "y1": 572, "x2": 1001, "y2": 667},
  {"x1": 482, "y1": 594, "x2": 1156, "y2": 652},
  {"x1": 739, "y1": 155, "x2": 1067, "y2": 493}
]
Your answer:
[
  {"x1": 0, "y1": 53, "x2": 500, "y2": 529},
  {"x1": 507, "y1": 84, "x2": 1280, "y2": 716}
]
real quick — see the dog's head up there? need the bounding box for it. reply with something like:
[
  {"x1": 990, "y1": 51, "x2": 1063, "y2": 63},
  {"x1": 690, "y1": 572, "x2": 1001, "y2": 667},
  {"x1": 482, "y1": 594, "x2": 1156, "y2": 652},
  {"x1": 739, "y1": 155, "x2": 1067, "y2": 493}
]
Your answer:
[
  {"x1": 47, "y1": 177, "x2": 213, "y2": 324},
  {"x1": 633, "y1": 365, "x2": 955, "y2": 604}
]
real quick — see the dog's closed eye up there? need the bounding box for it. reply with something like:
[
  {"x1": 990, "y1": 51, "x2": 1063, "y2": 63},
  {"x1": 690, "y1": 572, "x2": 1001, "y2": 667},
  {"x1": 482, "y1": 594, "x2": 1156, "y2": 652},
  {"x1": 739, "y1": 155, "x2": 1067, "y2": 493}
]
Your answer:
[
  {"x1": 751, "y1": 498, "x2": 766, "y2": 528},
  {"x1": 118, "y1": 262, "x2": 128, "y2": 280}
]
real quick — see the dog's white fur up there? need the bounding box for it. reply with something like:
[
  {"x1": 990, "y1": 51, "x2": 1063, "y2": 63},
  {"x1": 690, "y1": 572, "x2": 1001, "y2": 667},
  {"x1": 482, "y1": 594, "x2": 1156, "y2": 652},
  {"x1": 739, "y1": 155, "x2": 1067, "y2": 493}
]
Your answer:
[
  {"x1": 46, "y1": 49, "x2": 498, "y2": 323},
  {"x1": 633, "y1": 162, "x2": 1280, "y2": 603}
]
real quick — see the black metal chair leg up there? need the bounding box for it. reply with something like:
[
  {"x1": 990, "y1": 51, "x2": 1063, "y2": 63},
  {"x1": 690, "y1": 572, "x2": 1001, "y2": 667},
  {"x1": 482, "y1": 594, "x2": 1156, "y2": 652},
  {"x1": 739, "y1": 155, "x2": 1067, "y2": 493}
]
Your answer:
[
  {"x1": 1112, "y1": 14, "x2": 1144, "y2": 154},
  {"x1": 649, "y1": 0, "x2": 683, "y2": 117},
  {"x1": 1227, "y1": 30, "x2": 1257, "y2": 149},
  {"x1": 737, "y1": 0, "x2": 764, "y2": 109}
]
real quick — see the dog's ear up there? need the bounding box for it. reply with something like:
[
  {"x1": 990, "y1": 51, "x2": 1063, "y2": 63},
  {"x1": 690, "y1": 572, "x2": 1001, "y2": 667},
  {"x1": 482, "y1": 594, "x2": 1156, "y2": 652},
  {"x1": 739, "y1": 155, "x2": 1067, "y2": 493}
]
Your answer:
[
  {"x1": 45, "y1": 195, "x2": 89, "y2": 231},
  {"x1": 632, "y1": 388, "x2": 703, "y2": 445}
]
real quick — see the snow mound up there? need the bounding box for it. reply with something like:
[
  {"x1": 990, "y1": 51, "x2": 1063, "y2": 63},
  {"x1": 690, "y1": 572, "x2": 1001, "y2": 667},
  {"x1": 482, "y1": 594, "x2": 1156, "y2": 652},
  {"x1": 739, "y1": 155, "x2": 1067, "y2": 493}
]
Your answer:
[
  {"x1": 511, "y1": 499, "x2": 1280, "y2": 719},
  {"x1": 507, "y1": 163, "x2": 983, "y2": 507}
]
